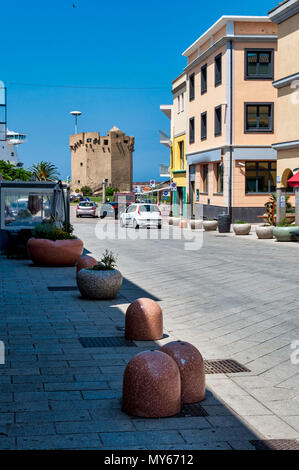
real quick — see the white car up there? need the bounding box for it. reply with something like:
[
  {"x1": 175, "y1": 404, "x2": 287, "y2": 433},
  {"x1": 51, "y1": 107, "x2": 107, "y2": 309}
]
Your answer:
[{"x1": 120, "y1": 203, "x2": 162, "y2": 229}]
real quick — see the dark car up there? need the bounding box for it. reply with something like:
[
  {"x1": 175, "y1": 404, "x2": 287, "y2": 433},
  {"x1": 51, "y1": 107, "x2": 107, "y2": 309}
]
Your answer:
[{"x1": 99, "y1": 202, "x2": 130, "y2": 220}]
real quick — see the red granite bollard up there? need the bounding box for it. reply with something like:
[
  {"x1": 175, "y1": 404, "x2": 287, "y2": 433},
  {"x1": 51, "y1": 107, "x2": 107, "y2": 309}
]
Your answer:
[
  {"x1": 125, "y1": 298, "x2": 163, "y2": 341},
  {"x1": 76, "y1": 255, "x2": 98, "y2": 272},
  {"x1": 122, "y1": 350, "x2": 181, "y2": 418},
  {"x1": 160, "y1": 341, "x2": 205, "y2": 403}
]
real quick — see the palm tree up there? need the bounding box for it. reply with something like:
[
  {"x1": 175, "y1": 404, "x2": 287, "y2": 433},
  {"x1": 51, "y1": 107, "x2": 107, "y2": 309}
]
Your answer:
[{"x1": 29, "y1": 161, "x2": 60, "y2": 181}]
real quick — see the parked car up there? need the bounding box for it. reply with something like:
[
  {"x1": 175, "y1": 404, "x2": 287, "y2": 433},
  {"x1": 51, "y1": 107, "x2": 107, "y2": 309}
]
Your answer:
[
  {"x1": 99, "y1": 202, "x2": 130, "y2": 220},
  {"x1": 76, "y1": 201, "x2": 98, "y2": 218},
  {"x1": 119, "y1": 203, "x2": 162, "y2": 229}
]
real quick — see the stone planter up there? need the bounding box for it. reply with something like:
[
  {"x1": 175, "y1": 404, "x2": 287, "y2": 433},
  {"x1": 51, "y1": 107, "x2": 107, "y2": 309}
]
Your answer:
[
  {"x1": 167, "y1": 217, "x2": 174, "y2": 225},
  {"x1": 190, "y1": 219, "x2": 203, "y2": 230},
  {"x1": 27, "y1": 238, "x2": 83, "y2": 267},
  {"x1": 256, "y1": 225, "x2": 274, "y2": 239},
  {"x1": 273, "y1": 226, "x2": 299, "y2": 242},
  {"x1": 233, "y1": 223, "x2": 251, "y2": 235},
  {"x1": 172, "y1": 218, "x2": 180, "y2": 227},
  {"x1": 203, "y1": 220, "x2": 218, "y2": 231},
  {"x1": 76, "y1": 268, "x2": 123, "y2": 299}
]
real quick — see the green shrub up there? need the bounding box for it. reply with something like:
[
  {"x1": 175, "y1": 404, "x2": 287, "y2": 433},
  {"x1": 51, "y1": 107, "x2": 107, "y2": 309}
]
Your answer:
[
  {"x1": 277, "y1": 218, "x2": 295, "y2": 227},
  {"x1": 32, "y1": 222, "x2": 77, "y2": 241},
  {"x1": 81, "y1": 186, "x2": 93, "y2": 196},
  {"x1": 90, "y1": 249, "x2": 118, "y2": 271},
  {"x1": 234, "y1": 220, "x2": 247, "y2": 224}
]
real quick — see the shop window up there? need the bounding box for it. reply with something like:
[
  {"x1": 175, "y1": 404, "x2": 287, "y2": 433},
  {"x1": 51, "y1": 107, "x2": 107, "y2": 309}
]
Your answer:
[
  {"x1": 202, "y1": 164, "x2": 209, "y2": 193},
  {"x1": 245, "y1": 161, "x2": 276, "y2": 193},
  {"x1": 216, "y1": 162, "x2": 223, "y2": 193},
  {"x1": 196, "y1": 189, "x2": 200, "y2": 201}
]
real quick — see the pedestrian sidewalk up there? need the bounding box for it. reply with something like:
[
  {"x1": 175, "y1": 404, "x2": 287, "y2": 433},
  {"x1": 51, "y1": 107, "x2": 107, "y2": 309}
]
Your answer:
[{"x1": 0, "y1": 253, "x2": 298, "y2": 450}]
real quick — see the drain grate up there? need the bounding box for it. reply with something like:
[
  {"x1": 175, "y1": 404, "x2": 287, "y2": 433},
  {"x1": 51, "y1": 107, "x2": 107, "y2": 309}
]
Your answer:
[
  {"x1": 79, "y1": 336, "x2": 137, "y2": 348},
  {"x1": 176, "y1": 403, "x2": 209, "y2": 418},
  {"x1": 204, "y1": 359, "x2": 250, "y2": 374},
  {"x1": 250, "y1": 440, "x2": 299, "y2": 451},
  {"x1": 48, "y1": 286, "x2": 78, "y2": 291}
]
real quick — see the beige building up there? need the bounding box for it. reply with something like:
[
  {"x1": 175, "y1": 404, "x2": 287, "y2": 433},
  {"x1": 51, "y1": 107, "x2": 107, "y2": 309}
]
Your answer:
[
  {"x1": 183, "y1": 16, "x2": 278, "y2": 221},
  {"x1": 160, "y1": 73, "x2": 187, "y2": 216},
  {"x1": 70, "y1": 126, "x2": 134, "y2": 193},
  {"x1": 269, "y1": 0, "x2": 299, "y2": 222}
]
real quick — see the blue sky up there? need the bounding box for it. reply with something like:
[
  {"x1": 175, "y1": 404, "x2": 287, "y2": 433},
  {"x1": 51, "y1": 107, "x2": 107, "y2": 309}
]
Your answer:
[{"x1": 2, "y1": 0, "x2": 278, "y2": 182}]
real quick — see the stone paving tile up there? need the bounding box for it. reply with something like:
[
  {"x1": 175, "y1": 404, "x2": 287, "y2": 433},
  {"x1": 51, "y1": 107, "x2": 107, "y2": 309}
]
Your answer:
[
  {"x1": 99, "y1": 431, "x2": 185, "y2": 447},
  {"x1": 16, "y1": 410, "x2": 91, "y2": 424},
  {"x1": 55, "y1": 419, "x2": 136, "y2": 434},
  {"x1": 17, "y1": 433, "x2": 101, "y2": 450}
]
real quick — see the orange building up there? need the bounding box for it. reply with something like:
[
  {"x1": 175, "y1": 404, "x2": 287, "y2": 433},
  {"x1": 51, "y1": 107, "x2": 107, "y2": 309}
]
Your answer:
[{"x1": 183, "y1": 16, "x2": 278, "y2": 222}]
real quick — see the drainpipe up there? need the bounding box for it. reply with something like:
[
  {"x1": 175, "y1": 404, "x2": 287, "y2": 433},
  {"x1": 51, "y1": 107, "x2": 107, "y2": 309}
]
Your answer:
[{"x1": 228, "y1": 39, "x2": 233, "y2": 222}]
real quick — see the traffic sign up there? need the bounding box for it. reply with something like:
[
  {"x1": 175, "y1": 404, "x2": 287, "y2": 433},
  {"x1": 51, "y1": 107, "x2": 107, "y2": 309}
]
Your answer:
[
  {"x1": 170, "y1": 182, "x2": 177, "y2": 192},
  {"x1": 150, "y1": 179, "x2": 155, "y2": 188},
  {"x1": 163, "y1": 190, "x2": 169, "y2": 196}
]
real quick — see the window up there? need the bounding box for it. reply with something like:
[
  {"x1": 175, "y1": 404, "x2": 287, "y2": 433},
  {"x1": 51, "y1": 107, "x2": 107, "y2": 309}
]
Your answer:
[
  {"x1": 87, "y1": 138, "x2": 92, "y2": 142},
  {"x1": 189, "y1": 117, "x2": 195, "y2": 144},
  {"x1": 245, "y1": 103, "x2": 273, "y2": 132},
  {"x1": 104, "y1": 139, "x2": 108, "y2": 145},
  {"x1": 202, "y1": 164, "x2": 209, "y2": 193},
  {"x1": 179, "y1": 140, "x2": 184, "y2": 170},
  {"x1": 245, "y1": 49, "x2": 274, "y2": 79},
  {"x1": 196, "y1": 189, "x2": 199, "y2": 201},
  {"x1": 201, "y1": 64, "x2": 207, "y2": 94},
  {"x1": 189, "y1": 74, "x2": 195, "y2": 101},
  {"x1": 216, "y1": 162, "x2": 223, "y2": 193},
  {"x1": 80, "y1": 162, "x2": 83, "y2": 167},
  {"x1": 181, "y1": 93, "x2": 184, "y2": 112},
  {"x1": 215, "y1": 54, "x2": 222, "y2": 86},
  {"x1": 78, "y1": 180, "x2": 80, "y2": 184},
  {"x1": 214, "y1": 106, "x2": 222, "y2": 136},
  {"x1": 245, "y1": 161, "x2": 276, "y2": 193},
  {"x1": 201, "y1": 112, "x2": 207, "y2": 140},
  {"x1": 177, "y1": 95, "x2": 181, "y2": 114}
]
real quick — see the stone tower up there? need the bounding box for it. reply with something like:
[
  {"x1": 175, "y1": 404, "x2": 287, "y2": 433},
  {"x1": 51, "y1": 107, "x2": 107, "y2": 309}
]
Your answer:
[{"x1": 70, "y1": 126, "x2": 134, "y2": 193}]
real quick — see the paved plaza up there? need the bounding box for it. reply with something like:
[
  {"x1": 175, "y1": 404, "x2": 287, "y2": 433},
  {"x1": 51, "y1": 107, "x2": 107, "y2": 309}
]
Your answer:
[{"x1": 0, "y1": 214, "x2": 299, "y2": 449}]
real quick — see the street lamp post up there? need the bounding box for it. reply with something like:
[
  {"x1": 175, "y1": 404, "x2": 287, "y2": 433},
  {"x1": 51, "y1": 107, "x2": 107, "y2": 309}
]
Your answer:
[{"x1": 70, "y1": 110, "x2": 82, "y2": 134}]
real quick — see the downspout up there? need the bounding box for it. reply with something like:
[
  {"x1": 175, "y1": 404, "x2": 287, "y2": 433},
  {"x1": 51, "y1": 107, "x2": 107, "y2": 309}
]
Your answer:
[{"x1": 228, "y1": 39, "x2": 233, "y2": 222}]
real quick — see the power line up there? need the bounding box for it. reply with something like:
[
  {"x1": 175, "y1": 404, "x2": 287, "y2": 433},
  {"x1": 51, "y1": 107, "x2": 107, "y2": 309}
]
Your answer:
[{"x1": 6, "y1": 81, "x2": 169, "y2": 91}]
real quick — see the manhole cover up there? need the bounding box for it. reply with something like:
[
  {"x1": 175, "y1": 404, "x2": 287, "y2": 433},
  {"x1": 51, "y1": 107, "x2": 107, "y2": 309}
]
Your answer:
[
  {"x1": 175, "y1": 403, "x2": 208, "y2": 418},
  {"x1": 48, "y1": 286, "x2": 78, "y2": 291},
  {"x1": 250, "y1": 440, "x2": 299, "y2": 450},
  {"x1": 204, "y1": 359, "x2": 250, "y2": 374},
  {"x1": 79, "y1": 337, "x2": 137, "y2": 348}
]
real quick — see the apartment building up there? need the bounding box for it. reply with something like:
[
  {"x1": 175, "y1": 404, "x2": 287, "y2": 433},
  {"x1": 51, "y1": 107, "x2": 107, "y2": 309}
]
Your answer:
[
  {"x1": 184, "y1": 16, "x2": 278, "y2": 222},
  {"x1": 160, "y1": 74, "x2": 187, "y2": 216},
  {"x1": 269, "y1": 0, "x2": 299, "y2": 223}
]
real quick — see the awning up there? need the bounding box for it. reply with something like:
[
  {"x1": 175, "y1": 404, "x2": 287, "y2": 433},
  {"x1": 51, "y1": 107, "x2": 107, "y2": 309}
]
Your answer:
[{"x1": 288, "y1": 171, "x2": 299, "y2": 187}]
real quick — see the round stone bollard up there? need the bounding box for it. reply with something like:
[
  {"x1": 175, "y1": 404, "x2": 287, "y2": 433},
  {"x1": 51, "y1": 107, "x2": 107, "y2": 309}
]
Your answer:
[
  {"x1": 122, "y1": 350, "x2": 181, "y2": 417},
  {"x1": 125, "y1": 298, "x2": 163, "y2": 341},
  {"x1": 160, "y1": 341, "x2": 205, "y2": 403},
  {"x1": 76, "y1": 255, "x2": 98, "y2": 272}
]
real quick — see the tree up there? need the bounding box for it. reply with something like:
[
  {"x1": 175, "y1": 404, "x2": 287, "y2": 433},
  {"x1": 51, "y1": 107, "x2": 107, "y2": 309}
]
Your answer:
[
  {"x1": 106, "y1": 187, "x2": 119, "y2": 197},
  {"x1": 29, "y1": 161, "x2": 59, "y2": 181},
  {"x1": 0, "y1": 160, "x2": 32, "y2": 181},
  {"x1": 81, "y1": 185, "x2": 93, "y2": 196}
]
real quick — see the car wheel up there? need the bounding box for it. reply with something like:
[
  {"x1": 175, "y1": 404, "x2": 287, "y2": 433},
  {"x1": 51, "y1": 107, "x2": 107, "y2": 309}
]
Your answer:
[
  {"x1": 133, "y1": 219, "x2": 139, "y2": 230},
  {"x1": 158, "y1": 224, "x2": 162, "y2": 229},
  {"x1": 76, "y1": 215, "x2": 79, "y2": 218}
]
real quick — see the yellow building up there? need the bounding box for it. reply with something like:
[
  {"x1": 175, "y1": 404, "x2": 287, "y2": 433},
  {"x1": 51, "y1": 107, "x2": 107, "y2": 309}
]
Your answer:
[
  {"x1": 269, "y1": 0, "x2": 299, "y2": 223},
  {"x1": 160, "y1": 74, "x2": 187, "y2": 216}
]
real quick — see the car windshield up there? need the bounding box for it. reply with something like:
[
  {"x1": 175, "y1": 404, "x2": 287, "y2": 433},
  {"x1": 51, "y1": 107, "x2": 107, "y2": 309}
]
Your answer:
[
  {"x1": 139, "y1": 205, "x2": 159, "y2": 213},
  {"x1": 79, "y1": 203, "x2": 93, "y2": 207}
]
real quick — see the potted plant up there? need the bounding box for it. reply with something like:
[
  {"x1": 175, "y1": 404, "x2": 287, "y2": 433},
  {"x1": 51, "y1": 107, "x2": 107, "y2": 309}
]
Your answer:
[
  {"x1": 233, "y1": 220, "x2": 251, "y2": 235},
  {"x1": 273, "y1": 219, "x2": 299, "y2": 242},
  {"x1": 27, "y1": 221, "x2": 83, "y2": 267},
  {"x1": 256, "y1": 224, "x2": 274, "y2": 239},
  {"x1": 203, "y1": 219, "x2": 218, "y2": 231},
  {"x1": 190, "y1": 219, "x2": 203, "y2": 230},
  {"x1": 76, "y1": 249, "x2": 123, "y2": 299}
]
